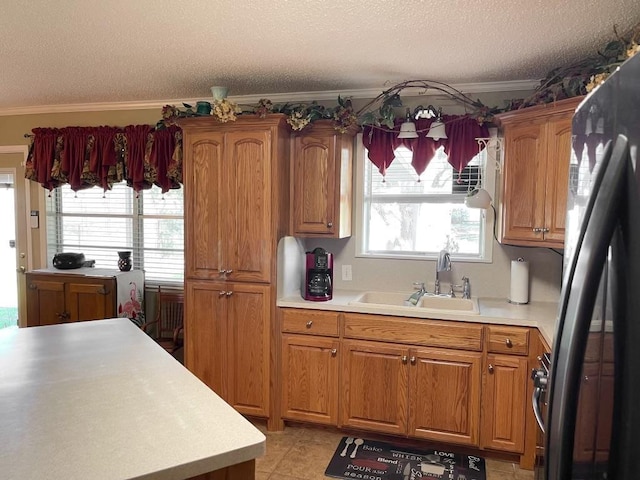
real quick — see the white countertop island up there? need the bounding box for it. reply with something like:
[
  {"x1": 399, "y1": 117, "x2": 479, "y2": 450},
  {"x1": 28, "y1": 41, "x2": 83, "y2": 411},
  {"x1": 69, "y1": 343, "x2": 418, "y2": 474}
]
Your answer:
[{"x1": 0, "y1": 318, "x2": 265, "y2": 480}]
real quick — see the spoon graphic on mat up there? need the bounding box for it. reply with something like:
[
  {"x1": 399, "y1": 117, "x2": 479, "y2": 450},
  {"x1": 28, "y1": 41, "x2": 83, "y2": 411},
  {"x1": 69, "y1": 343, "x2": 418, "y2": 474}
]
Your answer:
[
  {"x1": 340, "y1": 437, "x2": 354, "y2": 457},
  {"x1": 350, "y1": 438, "x2": 364, "y2": 458}
]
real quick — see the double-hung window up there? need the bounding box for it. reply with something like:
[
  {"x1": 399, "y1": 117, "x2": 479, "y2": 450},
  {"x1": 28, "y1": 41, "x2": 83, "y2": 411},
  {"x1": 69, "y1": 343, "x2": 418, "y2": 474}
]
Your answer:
[
  {"x1": 46, "y1": 183, "x2": 184, "y2": 283},
  {"x1": 357, "y1": 140, "x2": 494, "y2": 261}
]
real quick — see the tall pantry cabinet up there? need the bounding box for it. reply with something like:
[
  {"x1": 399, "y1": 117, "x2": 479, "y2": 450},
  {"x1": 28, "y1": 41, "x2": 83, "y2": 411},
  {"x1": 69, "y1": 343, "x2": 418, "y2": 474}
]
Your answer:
[{"x1": 179, "y1": 115, "x2": 289, "y2": 428}]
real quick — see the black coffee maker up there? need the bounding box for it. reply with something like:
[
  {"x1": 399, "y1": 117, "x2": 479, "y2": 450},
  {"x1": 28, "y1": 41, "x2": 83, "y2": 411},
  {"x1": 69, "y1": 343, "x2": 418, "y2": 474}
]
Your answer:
[{"x1": 304, "y1": 247, "x2": 333, "y2": 301}]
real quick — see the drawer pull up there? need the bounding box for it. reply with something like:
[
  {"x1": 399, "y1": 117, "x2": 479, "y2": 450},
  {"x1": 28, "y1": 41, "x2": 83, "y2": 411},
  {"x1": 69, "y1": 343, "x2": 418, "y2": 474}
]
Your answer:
[
  {"x1": 401, "y1": 355, "x2": 408, "y2": 364},
  {"x1": 505, "y1": 338, "x2": 513, "y2": 348},
  {"x1": 410, "y1": 356, "x2": 416, "y2": 365},
  {"x1": 306, "y1": 320, "x2": 313, "y2": 328},
  {"x1": 488, "y1": 364, "x2": 494, "y2": 373},
  {"x1": 331, "y1": 348, "x2": 337, "y2": 356},
  {"x1": 225, "y1": 291, "x2": 233, "y2": 296},
  {"x1": 327, "y1": 222, "x2": 333, "y2": 228}
]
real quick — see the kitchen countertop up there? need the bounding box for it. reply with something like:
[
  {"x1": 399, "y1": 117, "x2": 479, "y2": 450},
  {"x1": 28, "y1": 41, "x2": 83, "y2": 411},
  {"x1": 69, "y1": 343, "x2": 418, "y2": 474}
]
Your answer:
[
  {"x1": 0, "y1": 318, "x2": 265, "y2": 480},
  {"x1": 278, "y1": 290, "x2": 558, "y2": 347}
]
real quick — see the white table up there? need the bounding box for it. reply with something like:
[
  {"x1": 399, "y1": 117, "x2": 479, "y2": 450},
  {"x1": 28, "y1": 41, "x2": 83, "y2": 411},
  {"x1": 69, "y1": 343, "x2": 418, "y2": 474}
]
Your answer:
[{"x1": 0, "y1": 318, "x2": 265, "y2": 480}]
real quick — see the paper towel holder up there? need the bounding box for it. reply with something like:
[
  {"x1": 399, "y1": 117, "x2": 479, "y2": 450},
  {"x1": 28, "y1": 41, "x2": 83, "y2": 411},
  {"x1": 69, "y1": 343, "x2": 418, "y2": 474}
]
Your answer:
[{"x1": 508, "y1": 257, "x2": 529, "y2": 305}]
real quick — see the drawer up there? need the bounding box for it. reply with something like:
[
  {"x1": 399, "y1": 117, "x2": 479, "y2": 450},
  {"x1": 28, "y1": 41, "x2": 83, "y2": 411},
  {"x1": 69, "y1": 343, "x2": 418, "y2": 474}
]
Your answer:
[
  {"x1": 281, "y1": 309, "x2": 340, "y2": 337},
  {"x1": 485, "y1": 325, "x2": 529, "y2": 355},
  {"x1": 343, "y1": 313, "x2": 483, "y2": 351}
]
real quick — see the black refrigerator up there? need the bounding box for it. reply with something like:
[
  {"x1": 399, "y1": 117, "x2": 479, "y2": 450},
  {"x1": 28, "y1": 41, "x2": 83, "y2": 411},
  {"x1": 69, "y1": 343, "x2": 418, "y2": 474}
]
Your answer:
[{"x1": 532, "y1": 53, "x2": 640, "y2": 479}]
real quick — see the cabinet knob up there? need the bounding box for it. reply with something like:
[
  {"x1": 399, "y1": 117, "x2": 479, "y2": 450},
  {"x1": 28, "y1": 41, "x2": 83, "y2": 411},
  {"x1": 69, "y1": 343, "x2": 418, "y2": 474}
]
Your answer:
[
  {"x1": 57, "y1": 312, "x2": 70, "y2": 320},
  {"x1": 505, "y1": 338, "x2": 513, "y2": 348},
  {"x1": 532, "y1": 227, "x2": 542, "y2": 233},
  {"x1": 218, "y1": 269, "x2": 226, "y2": 274},
  {"x1": 97, "y1": 287, "x2": 110, "y2": 295},
  {"x1": 542, "y1": 227, "x2": 550, "y2": 233},
  {"x1": 410, "y1": 356, "x2": 416, "y2": 365},
  {"x1": 306, "y1": 320, "x2": 313, "y2": 328},
  {"x1": 29, "y1": 283, "x2": 37, "y2": 290},
  {"x1": 218, "y1": 291, "x2": 227, "y2": 297},
  {"x1": 225, "y1": 291, "x2": 233, "y2": 296},
  {"x1": 225, "y1": 269, "x2": 234, "y2": 275},
  {"x1": 402, "y1": 355, "x2": 408, "y2": 364},
  {"x1": 331, "y1": 348, "x2": 337, "y2": 356},
  {"x1": 488, "y1": 364, "x2": 494, "y2": 373},
  {"x1": 327, "y1": 222, "x2": 333, "y2": 228}
]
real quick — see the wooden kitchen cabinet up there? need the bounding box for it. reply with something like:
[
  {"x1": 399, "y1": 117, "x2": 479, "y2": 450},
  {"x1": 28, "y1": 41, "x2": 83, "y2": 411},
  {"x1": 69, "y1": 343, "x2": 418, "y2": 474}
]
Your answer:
[
  {"x1": 409, "y1": 347, "x2": 482, "y2": 446},
  {"x1": 497, "y1": 96, "x2": 583, "y2": 247},
  {"x1": 480, "y1": 353, "x2": 528, "y2": 453},
  {"x1": 26, "y1": 270, "x2": 116, "y2": 326},
  {"x1": 185, "y1": 280, "x2": 271, "y2": 418},
  {"x1": 290, "y1": 120, "x2": 356, "y2": 238},
  {"x1": 180, "y1": 115, "x2": 290, "y2": 425},
  {"x1": 281, "y1": 335, "x2": 340, "y2": 425},
  {"x1": 341, "y1": 339, "x2": 409, "y2": 435}
]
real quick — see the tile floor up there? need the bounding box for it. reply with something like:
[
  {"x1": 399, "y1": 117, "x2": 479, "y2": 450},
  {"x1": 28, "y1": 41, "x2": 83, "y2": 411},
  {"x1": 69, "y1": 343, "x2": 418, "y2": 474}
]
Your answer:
[{"x1": 251, "y1": 421, "x2": 534, "y2": 480}]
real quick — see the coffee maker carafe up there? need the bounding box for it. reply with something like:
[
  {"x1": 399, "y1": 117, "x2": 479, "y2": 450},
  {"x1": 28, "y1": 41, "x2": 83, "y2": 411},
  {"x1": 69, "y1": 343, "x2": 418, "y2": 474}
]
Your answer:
[{"x1": 304, "y1": 247, "x2": 333, "y2": 301}]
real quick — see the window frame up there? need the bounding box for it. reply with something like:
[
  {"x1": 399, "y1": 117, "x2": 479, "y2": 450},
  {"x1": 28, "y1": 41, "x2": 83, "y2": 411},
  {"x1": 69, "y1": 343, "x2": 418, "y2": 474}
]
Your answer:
[
  {"x1": 45, "y1": 183, "x2": 185, "y2": 285},
  {"x1": 354, "y1": 132, "x2": 497, "y2": 263}
]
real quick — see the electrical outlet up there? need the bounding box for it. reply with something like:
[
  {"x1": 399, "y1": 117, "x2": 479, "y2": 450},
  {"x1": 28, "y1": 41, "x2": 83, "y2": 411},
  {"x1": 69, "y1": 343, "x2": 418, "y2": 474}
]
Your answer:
[{"x1": 342, "y1": 265, "x2": 353, "y2": 281}]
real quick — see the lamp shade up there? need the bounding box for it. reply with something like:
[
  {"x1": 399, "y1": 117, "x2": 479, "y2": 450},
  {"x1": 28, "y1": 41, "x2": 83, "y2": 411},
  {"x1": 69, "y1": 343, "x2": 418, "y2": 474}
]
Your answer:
[
  {"x1": 465, "y1": 188, "x2": 492, "y2": 209},
  {"x1": 398, "y1": 120, "x2": 418, "y2": 139},
  {"x1": 210, "y1": 86, "x2": 229, "y2": 101},
  {"x1": 426, "y1": 120, "x2": 447, "y2": 140}
]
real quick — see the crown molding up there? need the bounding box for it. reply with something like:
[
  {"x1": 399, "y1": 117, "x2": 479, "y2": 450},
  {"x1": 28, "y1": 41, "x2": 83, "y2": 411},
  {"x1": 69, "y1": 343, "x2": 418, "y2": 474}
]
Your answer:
[{"x1": 0, "y1": 79, "x2": 539, "y2": 117}]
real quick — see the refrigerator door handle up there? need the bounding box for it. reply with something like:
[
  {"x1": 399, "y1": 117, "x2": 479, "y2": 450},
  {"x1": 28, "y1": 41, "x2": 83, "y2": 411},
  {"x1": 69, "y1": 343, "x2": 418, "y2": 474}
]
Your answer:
[
  {"x1": 532, "y1": 387, "x2": 545, "y2": 433},
  {"x1": 546, "y1": 134, "x2": 629, "y2": 480}
]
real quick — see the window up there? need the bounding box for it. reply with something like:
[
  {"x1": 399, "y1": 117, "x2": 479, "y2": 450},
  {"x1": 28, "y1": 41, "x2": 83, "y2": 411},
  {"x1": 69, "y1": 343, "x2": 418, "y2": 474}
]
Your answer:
[
  {"x1": 357, "y1": 141, "x2": 493, "y2": 261},
  {"x1": 46, "y1": 183, "x2": 184, "y2": 283}
]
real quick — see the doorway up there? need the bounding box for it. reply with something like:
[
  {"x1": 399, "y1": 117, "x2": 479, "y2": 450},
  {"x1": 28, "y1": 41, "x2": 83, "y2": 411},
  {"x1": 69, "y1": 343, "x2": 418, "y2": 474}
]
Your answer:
[{"x1": 0, "y1": 172, "x2": 18, "y2": 328}]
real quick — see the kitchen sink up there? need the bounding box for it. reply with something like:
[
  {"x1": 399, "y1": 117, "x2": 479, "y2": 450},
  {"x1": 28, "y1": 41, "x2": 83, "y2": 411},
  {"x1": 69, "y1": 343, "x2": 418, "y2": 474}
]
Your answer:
[
  {"x1": 349, "y1": 291, "x2": 480, "y2": 315},
  {"x1": 417, "y1": 295, "x2": 479, "y2": 314},
  {"x1": 349, "y1": 291, "x2": 413, "y2": 307}
]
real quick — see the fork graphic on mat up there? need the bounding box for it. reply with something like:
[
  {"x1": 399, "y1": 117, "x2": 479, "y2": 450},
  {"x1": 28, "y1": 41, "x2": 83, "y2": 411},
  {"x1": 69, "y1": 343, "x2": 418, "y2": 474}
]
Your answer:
[{"x1": 340, "y1": 437, "x2": 364, "y2": 458}]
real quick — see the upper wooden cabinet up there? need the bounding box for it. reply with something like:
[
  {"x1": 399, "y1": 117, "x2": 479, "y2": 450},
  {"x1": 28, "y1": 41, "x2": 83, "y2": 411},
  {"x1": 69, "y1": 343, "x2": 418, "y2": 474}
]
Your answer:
[
  {"x1": 496, "y1": 96, "x2": 584, "y2": 247},
  {"x1": 181, "y1": 115, "x2": 290, "y2": 283},
  {"x1": 290, "y1": 121, "x2": 356, "y2": 238}
]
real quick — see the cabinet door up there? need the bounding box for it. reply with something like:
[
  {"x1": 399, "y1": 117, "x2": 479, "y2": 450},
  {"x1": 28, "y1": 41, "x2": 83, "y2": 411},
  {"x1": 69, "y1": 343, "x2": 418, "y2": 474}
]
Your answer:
[
  {"x1": 184, "y1": 280, "x2": 226, "y2": 395},
  {"x1": 65, "y1": 279, "x2": 114, "y2": 322},
  {"x1": 341, "y1": 340, "x2": 408, "y2": 435},
  {"x1": 184, "y1": 131, "x2": 225, "y2": 280},
  {"x1": 281, "y1": 334, "x2": 339, "y2": 425},
  {"x1": 408, "y1": 347, "x2": 482, "y2": 446},
  {"x1": 225, "y1": 282, "x2": 270, "y2": 417},
  {"x1": 501, "y1": 122, "x2": 547, "y2": 244},
  {"x1": 543, "y1": 116, "x2": 573, "y2": 245},
  {"x1": 223, "y1": 131, "x2": 272, "y2": 283},
  {"x1": 481, "y1": 354, "x2": 528, "y2": 453},
  {"x1": 291, "y1": 132, "x2": 337, "y2": 235},
  {"x1": 26, "y1": 278, "x2": 66, "y2": 326}
]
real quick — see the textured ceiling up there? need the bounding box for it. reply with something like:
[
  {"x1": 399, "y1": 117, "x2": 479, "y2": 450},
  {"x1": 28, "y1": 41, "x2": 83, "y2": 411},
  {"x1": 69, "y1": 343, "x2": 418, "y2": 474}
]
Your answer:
[{"x1": 1, "y1": 1, "x2": 639, "y2": 111}]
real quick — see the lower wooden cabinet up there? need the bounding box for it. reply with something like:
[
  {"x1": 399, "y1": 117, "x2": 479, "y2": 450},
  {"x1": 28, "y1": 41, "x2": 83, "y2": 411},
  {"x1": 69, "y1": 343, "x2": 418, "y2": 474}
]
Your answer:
[
  {"x1": 26, "y1": 271, "x2": 116, "y2": 326},
  {"x1": 480, "y1": 354, "x2": 528, "y2": 453},
  {"x1": 341, "y1": 340, "x2": 482, "y2": 446},
  {"x1": 409, "y1": 347, "x2": 482, "y2": 446},
  {"x1": 281, "y1": 334, "x2": 340, "y2": 425},
  {"x1": 186, "y1": 281, "x2": 270, "y2": 418},
  {"x1": 341, "y1": 340, "x2": 408, "y2": 435}
]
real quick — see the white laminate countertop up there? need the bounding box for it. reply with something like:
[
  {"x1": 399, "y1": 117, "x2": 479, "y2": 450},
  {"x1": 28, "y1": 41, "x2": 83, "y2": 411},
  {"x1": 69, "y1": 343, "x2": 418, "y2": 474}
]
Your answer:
[
  {"x1": 278, "y1": 290, "x2": 558, "y2": 347},
  {"x1": 0, "y1": 318, "x2": 265, "y2": 480}
]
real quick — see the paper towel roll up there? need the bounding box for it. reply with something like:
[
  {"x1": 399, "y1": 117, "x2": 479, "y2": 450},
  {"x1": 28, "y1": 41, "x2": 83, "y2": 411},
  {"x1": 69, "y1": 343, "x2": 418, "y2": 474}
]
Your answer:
[{"x1": 509, "y1": 258, "x2": 529, "y2": 304}]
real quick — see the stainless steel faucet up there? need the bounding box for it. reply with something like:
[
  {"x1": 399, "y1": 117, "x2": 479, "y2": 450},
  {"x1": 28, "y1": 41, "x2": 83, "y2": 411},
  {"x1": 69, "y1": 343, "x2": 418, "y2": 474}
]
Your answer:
[
  {"x1": 461, "y1": 276, "x2": 471, "y2": 299},
  {"x1": 434, "y1": 250, "x2": 451, "y2": 295}
]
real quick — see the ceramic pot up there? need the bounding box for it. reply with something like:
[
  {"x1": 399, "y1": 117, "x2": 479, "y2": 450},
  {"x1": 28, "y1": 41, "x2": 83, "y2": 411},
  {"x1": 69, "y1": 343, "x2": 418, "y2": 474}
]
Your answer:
[
  {"x1": 117, "y1": 251, "x2": 132, "y2": 271},
  {"x1": 210, "y1": 86, "x2": 228, "y2": 101}
]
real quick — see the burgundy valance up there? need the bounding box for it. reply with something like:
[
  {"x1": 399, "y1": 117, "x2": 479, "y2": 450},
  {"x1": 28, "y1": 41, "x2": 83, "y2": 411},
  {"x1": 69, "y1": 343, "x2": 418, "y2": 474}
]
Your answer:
[
  {"x1": 25, "y1": 125, "x2": 183, "y2": 192},
  {"x1": 362, "y1": 114, "x2": 490, "y2": 178}
]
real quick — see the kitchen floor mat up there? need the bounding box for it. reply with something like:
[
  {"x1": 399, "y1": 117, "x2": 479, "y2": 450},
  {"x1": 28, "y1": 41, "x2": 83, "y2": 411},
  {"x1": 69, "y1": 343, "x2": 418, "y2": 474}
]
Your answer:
[{"x1": 325, "y1": 436, "x2": 486, "y2": 480}]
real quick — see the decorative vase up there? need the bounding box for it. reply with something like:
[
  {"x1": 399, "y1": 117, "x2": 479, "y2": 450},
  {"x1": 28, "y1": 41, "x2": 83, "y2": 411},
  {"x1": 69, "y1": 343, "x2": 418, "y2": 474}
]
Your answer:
[
  {"x1": 210, "y1": 86, "x2": 229, "y2": 101},
  {"x1": 117, "y1": 251, "x2": 132, "y2": 272},
  {"x1": 196, "y1": 101, "x2": 212, "y2": 115}
]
